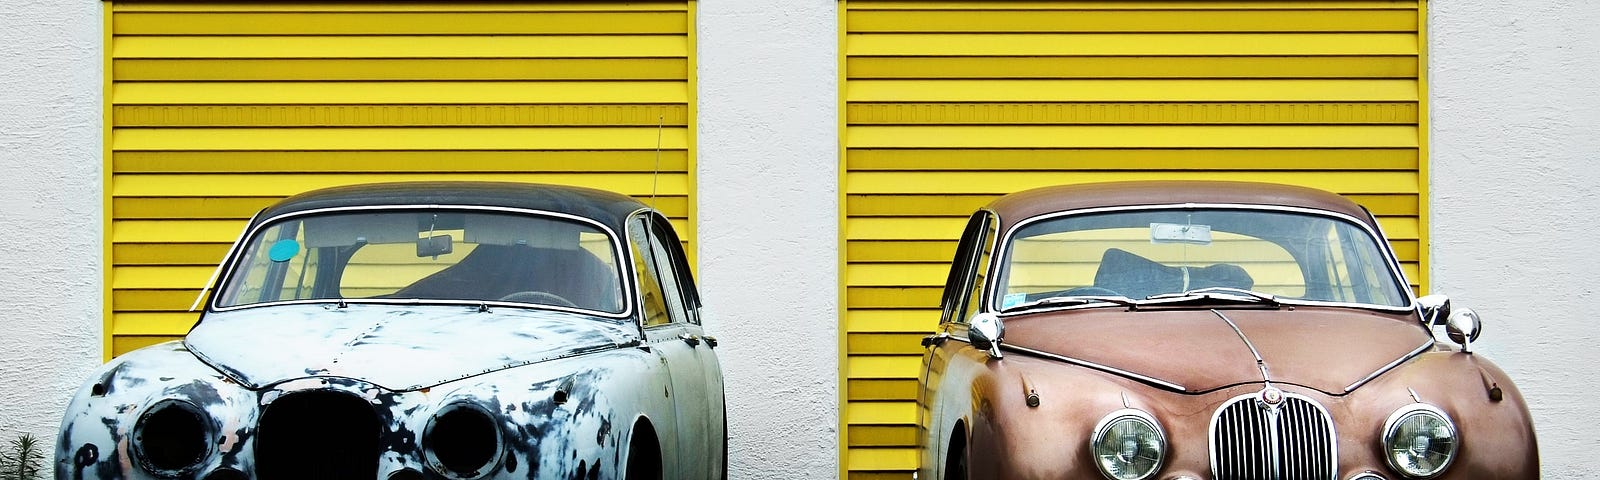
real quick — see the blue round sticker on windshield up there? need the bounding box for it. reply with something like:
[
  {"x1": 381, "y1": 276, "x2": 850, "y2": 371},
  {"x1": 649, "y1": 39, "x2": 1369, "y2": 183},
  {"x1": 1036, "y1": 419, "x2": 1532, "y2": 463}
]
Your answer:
[{"x1": 268, "y1": 239, "x2": 300, "y2": 262}]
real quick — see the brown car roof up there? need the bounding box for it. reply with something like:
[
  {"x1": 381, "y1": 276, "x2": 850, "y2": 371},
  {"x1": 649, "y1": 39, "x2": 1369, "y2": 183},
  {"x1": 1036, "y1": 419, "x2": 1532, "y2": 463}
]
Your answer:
[{"x1": 987, "y1": 181, "x2": 1376, "y2": 231}]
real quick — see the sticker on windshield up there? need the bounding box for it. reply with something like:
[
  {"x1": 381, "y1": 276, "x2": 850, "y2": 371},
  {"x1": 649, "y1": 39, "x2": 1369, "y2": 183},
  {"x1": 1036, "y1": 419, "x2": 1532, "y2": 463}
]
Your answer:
[
  {"x1": 1002, "y1": 293, "x2": 1027, "y2": 309},
  {"x1": 268, "y1": 239, "x2": 300, "y2": 262},
  {"x1": 1150, "y1": 223, "x2": 1212, "y2": 245}
]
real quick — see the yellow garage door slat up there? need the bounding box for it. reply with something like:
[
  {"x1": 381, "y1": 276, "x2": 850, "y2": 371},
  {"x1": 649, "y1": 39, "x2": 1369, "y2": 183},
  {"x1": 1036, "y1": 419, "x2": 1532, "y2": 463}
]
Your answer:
[
  {"x1": 850, "y1": 79, "x2": 1419, "y2": 102},
  {"x1": 114, "y1": 151, "x2": 693, "y2": 173},
  {"x1": 112, "y1": 173, "x2": 690, "y2": 197},
  {"x1": 847, "y1": 171, "x2": 1420, "y2": 196},
  {"x1": 854, "y1": 1, "x2": 1415, "y2": 10},
  {"x1": 847, "y1": 149, "x2": 1419, "y2": 171},
  {"x1": 840, "y1": 1, "x2": 1426, "y2": 477},
  {"x1": 849, "y1": 33, "x2": 1417, "y2": 56},
  {"x1": 850, "y1": 56, "x2": 1418, "y2": 79},
  {"x1": 114, "y1": 36, "x2": 687, "y2": 58},
  {"x1": 106, "y1": 1, "x2": 696, "y2": 359},
  {"x1": 113, "y1": 127, "x2": 689, "y2": 151},
  {"x1": 113, "y1": 82, "x2": 687, "y2": 105},
  {"x1": 116, "y1": 59, "x2": 689, "y2": 82},
  {"x1": 848, "y1": 9, "x2": 1416, "y2": 32},
  {"x1": 115, "y1": 12, "x2": 688, "y2": 34}
]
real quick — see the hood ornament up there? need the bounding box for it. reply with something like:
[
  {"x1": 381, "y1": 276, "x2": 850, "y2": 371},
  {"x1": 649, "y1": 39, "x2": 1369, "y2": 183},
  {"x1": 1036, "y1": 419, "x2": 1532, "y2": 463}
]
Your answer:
[{"x1": 1259, "y1": 385, "x2": 1284, "y2": 409}]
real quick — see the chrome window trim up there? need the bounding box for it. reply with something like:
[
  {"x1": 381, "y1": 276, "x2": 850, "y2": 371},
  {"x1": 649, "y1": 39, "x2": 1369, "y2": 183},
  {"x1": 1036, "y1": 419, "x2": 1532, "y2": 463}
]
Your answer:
[
  {"x1": 624, "y1": 209, "x2": 697, "y2": 328},
  {"x1": 1381, "y1": 403, "x2": 1459, "y2": 480},
  {"x1": 189, "y1": 210, "x2": 260, "y2": 312},
  {"x1": 949, "y1": 336, "x2": 1187, "y2": 392},
  {"x1": 208, "y1": 204, "x2": 635, "y2": 320},
  {"x1": 958, "y1": 209, "x2": 1002, "y2": 324},
  {"x1": 986, "y1": 203, "x2": 1418, "y2": 315},
  {"x1": 1089, "y1": 408, "x2": 1167, "y2": 480},
  {"x1": 1206, "y1": 391, "x2": 1339, "y2": 480}
]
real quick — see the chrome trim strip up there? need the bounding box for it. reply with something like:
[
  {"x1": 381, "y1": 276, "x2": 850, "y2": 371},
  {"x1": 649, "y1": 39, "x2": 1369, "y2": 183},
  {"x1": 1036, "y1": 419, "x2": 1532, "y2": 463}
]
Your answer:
[
  {"x1": 1212, "y1": 309, "x2": 1272, "y2": 384},
  {"x1": 1342, "y1": 339, "x2": 1434, "y2": 393},
  {"x1": 207, "y1": 204, "x2": 634, "y2": 320},
  {"x1": 951, "y1": 336, "x2": 1186, "y2": 391},
  {"x1": 986, "y1": 203, "x2": 1418, "y2": 315}
]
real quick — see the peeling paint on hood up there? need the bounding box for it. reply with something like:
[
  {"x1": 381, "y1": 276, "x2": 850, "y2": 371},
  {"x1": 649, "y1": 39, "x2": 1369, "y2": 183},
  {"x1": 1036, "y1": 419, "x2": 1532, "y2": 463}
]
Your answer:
[{"x1": 184, "y1": 304, "x2": 639, "y2": 391}]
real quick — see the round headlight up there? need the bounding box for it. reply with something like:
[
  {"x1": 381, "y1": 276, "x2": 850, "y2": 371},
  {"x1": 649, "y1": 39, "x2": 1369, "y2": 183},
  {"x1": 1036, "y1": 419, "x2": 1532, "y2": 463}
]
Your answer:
[
  {"x1": 1090, "y1": 409, "x2": 1166, "y2": 480},
  {"x1": 423, "y1": 402, "x2": 503, "y2": 480},
  {"x1": 132, "y1": 399, "x2": 213, "y2": 476},
  {"x1": 1382, "y1": 404, "x2": 1458, "y2": 479}
]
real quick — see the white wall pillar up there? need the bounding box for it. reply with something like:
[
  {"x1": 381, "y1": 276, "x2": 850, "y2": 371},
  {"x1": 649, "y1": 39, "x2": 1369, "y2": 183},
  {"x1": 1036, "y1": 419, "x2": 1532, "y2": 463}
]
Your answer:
[
  {"x1": 0, "y1": 0, "x2": 104, "y2": 445},
  {"x1": 1430, "y1": 1, "x2": 1600, "y2": 475},
  {"x1": 696, "y1": 1, "x2": 840, "y2": 477}
]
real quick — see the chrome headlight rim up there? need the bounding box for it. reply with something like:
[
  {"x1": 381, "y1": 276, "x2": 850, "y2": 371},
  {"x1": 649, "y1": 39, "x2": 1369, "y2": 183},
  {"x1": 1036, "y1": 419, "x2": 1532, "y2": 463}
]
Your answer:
[
  {"x1": 131, "y1": 398, "x2": 215, "y2": 478},
  {"x1": 422, "y1": 401, "x2": 505, "y2": 480},
  {"x1": 1381, "y1": 403, "x2": 1458, "y2": 479},
  {"x1": 1089, "y1": 408, "x2": 1167, "y2": 480}
]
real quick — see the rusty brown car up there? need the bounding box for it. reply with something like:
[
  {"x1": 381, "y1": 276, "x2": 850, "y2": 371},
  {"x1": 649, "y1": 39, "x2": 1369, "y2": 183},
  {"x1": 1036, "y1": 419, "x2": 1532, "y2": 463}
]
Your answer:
[{"x1": 918, "y1": 181, "x2": 1537, "y2": 480}]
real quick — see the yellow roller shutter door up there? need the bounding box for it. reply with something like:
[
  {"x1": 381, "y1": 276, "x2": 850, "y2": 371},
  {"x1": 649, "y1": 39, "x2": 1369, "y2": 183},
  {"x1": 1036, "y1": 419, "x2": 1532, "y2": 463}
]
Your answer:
[
  {"x1": 841, "y1": 1, "x2": 1427, "y2": 477},
  {"x1": 106, "y1": 1, "x2": 696, "y2": 358}
]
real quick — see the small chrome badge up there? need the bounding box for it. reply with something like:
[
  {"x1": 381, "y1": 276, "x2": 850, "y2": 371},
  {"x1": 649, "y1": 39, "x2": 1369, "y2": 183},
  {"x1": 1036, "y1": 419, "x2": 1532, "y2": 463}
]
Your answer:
[{"x1": 1260, "y1": 386, "x2": 1284, "y2": 407}]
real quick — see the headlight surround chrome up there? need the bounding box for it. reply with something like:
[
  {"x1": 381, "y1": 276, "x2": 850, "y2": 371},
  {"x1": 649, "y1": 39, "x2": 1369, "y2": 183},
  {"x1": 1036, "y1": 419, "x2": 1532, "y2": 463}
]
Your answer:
[
  {"x1": 131, "y1": 399, "x2": 214, "y2": 477},
  {"x1": 1382, "y1": 404, "x2": 1458, "y2": 479},
  {"x1": 1090, "y1": 408, "x2": 1166, "y2": 480}
]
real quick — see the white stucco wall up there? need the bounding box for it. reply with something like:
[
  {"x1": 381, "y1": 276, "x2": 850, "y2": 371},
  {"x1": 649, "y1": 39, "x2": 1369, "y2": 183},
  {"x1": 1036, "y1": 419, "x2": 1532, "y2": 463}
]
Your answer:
[
  {"x1": 1430, "y1": 1, "x2": 1600, "y2": 477},
  {"x1": 0, "y1": 0, "x2": 103, "y2": 450},
  {"x1": 696, "y1": 1, "x2": 839, "y2": 478}
]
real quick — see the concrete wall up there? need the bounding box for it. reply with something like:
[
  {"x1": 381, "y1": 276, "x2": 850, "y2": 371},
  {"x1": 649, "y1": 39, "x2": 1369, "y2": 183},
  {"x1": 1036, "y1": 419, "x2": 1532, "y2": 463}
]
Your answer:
[
  {"x1": 0, "y1": 0, "x2": 104, "y2": 447},
  {"x1": 697, "y1": 1, "x2": 839, "y2": 476},
  {"x1": 1429, "y1": 0, "x2": 1600, "y2": 475},
  {"x1": 2, "y1": 0, "x2": 1598, "y2": 477}
]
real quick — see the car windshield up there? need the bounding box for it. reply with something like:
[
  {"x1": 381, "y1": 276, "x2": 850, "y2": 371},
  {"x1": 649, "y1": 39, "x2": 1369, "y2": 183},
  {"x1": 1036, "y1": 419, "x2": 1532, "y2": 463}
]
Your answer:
[
  {"x1": 215, "y1": 209, "x2": 625, "y2": 314},
  {"x1": 995, "y1": 208, "x2": 1409, "y2": 310}
]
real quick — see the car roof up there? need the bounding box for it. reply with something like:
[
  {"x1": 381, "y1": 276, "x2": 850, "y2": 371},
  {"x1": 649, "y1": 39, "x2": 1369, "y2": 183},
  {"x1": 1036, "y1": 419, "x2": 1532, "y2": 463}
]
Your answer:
[
  {"x1": 987, "y1": 181, "x2": 1377, "y2": 231},
  {"x1": 256, "y1": 181, "x2": 649, "y2": 232}
]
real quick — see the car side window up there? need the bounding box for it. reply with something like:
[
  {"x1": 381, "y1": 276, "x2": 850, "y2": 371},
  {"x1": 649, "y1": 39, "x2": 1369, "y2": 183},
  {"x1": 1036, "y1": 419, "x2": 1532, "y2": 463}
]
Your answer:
[
  {"x1": 940, "y1": 212, "x2": 992, "y2": 324},
  {"x1": 628, "y1": 215, "x2": 689, "y2": 327}
]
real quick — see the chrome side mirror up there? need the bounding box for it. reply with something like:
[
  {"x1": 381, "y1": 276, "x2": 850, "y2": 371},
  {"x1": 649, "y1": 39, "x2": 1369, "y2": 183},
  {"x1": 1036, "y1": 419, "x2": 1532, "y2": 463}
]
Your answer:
[
  {"x1": 1445, "y1": 307, "x2": 1483, "y2": 354},
  {"x1": 968, "y1": 312, "x2": 1005, "y2": 359},
  {"x1": 1417, "y1": 294, "x2": 1452, "y2": 326}
]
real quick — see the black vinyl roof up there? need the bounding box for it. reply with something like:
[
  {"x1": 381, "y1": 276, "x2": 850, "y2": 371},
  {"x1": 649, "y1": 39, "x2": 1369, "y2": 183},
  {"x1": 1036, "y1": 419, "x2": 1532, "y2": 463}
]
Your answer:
[{"x1": 257, "y1": 182, "x2": 649, "y2": 232}]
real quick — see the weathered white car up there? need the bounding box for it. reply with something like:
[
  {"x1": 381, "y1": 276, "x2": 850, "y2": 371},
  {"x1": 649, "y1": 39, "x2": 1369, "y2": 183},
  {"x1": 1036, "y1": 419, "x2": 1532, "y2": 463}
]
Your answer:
[{"x1": 57, "y1": 182, "x2": 725, "y2": 480}]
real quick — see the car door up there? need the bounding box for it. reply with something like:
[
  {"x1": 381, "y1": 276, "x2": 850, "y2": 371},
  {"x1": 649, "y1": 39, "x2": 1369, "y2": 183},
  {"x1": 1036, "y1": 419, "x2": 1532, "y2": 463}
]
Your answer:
[
  {"x1": 627, "y1": 212, "x2": 715, "y2": 478},
  {"x1": 646, "y1": 211, "x2": 727, "y2": 479},
  {"x1": 919, "y1": 210, "x2": 996, "y2": 480}
]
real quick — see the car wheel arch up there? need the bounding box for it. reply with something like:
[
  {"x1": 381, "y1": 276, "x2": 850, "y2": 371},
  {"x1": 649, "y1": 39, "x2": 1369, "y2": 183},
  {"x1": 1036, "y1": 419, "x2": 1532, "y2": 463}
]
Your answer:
[{"x1": 624, "y1": 416, "x2": 662, "y2": 480}]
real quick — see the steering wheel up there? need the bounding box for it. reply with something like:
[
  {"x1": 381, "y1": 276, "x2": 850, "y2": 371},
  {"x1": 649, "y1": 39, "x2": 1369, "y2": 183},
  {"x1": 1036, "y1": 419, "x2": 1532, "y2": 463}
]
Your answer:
[
  {"x1": 498, "y1": 291, "x2": 578, "y2": 308},
  {"x1": 1060, "y1": 286, "x2": 1122, "y2": 297}
]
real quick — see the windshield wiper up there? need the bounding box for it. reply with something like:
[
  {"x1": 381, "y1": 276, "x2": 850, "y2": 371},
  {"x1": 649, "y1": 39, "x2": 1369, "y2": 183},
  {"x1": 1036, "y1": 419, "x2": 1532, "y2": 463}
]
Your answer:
[
  {"x1": 1002, "y1": 295, "x2": 1138, "y2": 313},
  {"x1": 1146, "y1": 287, "x2": 1280, "y2": 306}
]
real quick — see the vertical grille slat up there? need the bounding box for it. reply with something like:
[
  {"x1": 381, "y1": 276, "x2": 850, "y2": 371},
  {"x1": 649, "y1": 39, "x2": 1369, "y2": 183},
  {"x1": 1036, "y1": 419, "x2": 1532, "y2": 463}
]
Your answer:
[{"x1": 1209, "y1": 393, "x2": 1336, "y2": 480}]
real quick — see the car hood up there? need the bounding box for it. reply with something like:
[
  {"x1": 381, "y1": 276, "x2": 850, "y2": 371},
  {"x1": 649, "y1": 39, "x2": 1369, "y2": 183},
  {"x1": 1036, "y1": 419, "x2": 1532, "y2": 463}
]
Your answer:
[
  {"x1": 185, "y1": 304, "x2": 639, "y2": 391},
  {"x1": 1001, "y1": 306, "x2": 1432, "y2": 395}
]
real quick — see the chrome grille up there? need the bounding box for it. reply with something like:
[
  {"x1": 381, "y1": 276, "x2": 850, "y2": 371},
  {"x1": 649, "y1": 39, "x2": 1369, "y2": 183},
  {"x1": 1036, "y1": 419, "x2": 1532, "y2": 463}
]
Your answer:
[{"x1": 1209, "y1": 392, "x2": 1336, "y2": 480}]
